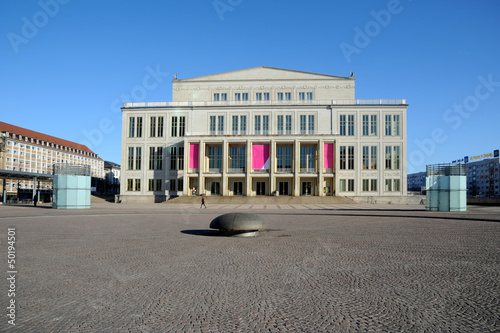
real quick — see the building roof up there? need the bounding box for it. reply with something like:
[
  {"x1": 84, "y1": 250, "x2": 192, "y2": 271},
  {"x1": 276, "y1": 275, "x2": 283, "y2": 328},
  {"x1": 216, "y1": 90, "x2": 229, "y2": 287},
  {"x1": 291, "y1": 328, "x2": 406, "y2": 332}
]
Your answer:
[
  {"x1": 0, "y1": 121, "x2": 99, "y2": 158},
  {"x1": 175, "y1": 66, "x2": 353, "y2": 82},
  {"x1": 104, "y1": 161, "x2": 120, "y2": 168}
]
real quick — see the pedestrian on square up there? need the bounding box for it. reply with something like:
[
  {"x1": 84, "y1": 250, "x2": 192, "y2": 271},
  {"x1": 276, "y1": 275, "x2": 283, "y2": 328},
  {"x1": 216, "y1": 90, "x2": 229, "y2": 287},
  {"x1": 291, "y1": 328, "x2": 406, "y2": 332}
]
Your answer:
[{"x1": 200, "y1": 196, "x2": 207, "y2": 208}]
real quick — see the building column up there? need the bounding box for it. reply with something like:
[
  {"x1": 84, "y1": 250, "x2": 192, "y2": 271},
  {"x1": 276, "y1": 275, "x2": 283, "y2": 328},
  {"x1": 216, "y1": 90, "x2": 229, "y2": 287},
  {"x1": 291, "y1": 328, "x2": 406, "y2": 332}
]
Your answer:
[
  {"x1": 270, "y1": 139, "x2": 275, "y2": 195},
  {"x1": 222, "y1": 139, "x2": 228, "y2": 196},
  {"x1": 294, "y1": 139, "x2": 300, "y2": 196},
  {"x1": 319, "y1": 139, "x2": 324, "y2": 197},
  {"x1": 246, "y1": 140, "x2": 252, "y2": 196},
  {"x1": 183, "y1": 141, "x2": 188, "y2": 196},
  {"x1": 199, "y1": 140, "x2": 205, "y2": 195}
]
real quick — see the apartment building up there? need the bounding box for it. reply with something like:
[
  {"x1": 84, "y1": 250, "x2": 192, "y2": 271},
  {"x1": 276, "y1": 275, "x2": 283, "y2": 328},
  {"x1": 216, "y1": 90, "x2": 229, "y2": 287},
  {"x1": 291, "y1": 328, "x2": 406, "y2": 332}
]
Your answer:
[
  {"x1": 120, "y1": 66, "x2": 408, "y2": 202},
  {"x1": 0, "y1": 121, "x2": 104, "y2": 201}
]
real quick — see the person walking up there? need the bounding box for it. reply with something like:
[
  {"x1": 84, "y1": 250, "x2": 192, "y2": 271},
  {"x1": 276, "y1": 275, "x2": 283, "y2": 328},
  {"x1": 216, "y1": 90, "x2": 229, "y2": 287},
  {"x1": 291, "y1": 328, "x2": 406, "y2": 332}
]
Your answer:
[{"x1": 200, "y1": 196, "x2": 207, "y2": 208}]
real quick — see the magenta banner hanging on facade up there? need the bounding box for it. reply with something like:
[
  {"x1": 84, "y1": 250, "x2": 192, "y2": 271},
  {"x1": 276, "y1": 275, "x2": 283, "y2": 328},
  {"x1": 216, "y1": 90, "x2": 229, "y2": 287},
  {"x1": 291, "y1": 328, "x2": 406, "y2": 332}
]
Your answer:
[
  {"x1": 252, "y1": 144, "x2": 270, "y2": 170},
  {"x1": 324, "y1": 143, "x2": 334, "y2": 168},
  {"x1": 189, "y1": 144, "x2": 199, "y2": 169}
]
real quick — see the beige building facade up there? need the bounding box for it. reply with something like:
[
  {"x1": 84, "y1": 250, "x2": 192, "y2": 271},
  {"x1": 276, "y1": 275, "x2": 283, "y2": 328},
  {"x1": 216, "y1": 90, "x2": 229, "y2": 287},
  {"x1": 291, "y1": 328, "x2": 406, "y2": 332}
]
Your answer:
[{"x1": 120, "y1": 67, "x2": 408, "y2": 202}]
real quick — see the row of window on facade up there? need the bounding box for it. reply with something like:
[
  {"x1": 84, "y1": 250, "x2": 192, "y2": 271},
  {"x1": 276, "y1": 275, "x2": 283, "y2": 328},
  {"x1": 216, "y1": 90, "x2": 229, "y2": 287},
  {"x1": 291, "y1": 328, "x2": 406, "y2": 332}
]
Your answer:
[
  {"x1": 128, "y1": 116, "x2": 186, "y2": 138},
  {"x1": 128, "y1": 114, "x2": 401, "y2": 138},
  {"x1": 339, "y1": 178, "x2": 401, "y2": 192},
  {"x1": 126, "y1": 178, "x2": 183, "y2": 193},
  {"x1": 6, "y1": 137, "x2": 98, "y2": 158},
  {"x1": 7, "y1": 141, "x2": 101, "y2": 163},
  {"x1": 124, "y1": 177, "x2": 401, "y2": 194},
  {"x1": 126, "y1": 144, "x2": 401, "y2": 172},
  {"x1": 213, "y1": 92, "x2": 314, "y2": 102}
]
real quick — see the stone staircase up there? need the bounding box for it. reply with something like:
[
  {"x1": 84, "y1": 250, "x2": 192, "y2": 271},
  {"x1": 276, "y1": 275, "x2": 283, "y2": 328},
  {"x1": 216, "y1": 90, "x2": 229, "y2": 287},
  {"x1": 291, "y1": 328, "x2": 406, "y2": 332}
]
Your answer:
[{"x1": 164, "y1": 196, "x2": 355, "y2": 205}]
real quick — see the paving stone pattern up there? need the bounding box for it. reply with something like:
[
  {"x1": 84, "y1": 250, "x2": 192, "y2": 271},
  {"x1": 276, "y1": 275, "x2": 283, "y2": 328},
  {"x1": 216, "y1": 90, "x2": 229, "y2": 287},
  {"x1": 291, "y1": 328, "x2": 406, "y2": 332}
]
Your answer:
[{"x1": 0, "y1": 203, "x2": 498, "y2": 332}]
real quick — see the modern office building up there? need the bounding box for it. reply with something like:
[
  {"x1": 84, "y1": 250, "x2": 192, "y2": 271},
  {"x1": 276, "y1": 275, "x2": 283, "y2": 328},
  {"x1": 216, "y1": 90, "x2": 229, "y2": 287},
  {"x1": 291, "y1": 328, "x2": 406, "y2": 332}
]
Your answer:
[
  {"x1": 407, "y1": 171, "x2": 426, "y2": 193},
  {"x1": 120, "y1": 66, "x2": 408, "y2": 202},
  {"x1": 466, "y1": 158, "x2": 500, "y2": 198},
  {"x1": 0, "y1": 121, "x2": 104, "y2": 202}
]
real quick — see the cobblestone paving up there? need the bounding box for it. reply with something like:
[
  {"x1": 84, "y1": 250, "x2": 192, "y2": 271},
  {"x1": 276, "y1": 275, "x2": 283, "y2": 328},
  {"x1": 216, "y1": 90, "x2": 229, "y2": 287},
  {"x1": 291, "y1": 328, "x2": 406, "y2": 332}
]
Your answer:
[{"x1": 0, "y1": 203, "x2": 498, "y2": 332}]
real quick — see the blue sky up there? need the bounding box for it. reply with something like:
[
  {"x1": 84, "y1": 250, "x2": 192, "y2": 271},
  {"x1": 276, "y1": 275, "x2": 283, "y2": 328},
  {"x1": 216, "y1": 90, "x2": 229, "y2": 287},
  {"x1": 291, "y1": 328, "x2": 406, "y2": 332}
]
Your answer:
[{"x1": 1, "y1": 0, "x2": 499, "y2": 172}]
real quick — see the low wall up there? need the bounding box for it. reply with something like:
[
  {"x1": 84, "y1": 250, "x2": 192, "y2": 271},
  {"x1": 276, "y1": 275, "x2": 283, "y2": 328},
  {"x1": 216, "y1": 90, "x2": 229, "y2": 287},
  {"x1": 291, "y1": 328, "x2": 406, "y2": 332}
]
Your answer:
[
  {"x1": 349, "y1": 195, "x2": 425, "y2": 205},
  {"x1": 116, "y1": 194, "x2": 167, "y2": 203},
  {"x1": 467, "y1": 198, "x2": 500, "y2": 206}
]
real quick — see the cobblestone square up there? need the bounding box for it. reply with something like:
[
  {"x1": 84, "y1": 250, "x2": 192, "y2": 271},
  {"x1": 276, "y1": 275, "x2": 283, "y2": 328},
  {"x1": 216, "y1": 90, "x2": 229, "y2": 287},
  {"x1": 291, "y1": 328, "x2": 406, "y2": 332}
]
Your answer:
[{"x1": 0, "y1": 203, "x2": 499, "y2": 332}]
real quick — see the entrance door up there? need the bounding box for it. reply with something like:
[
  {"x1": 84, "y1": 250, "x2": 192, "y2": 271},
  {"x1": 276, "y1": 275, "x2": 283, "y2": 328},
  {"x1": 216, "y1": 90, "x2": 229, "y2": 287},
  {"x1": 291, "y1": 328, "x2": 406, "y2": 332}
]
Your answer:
[
  {"x1": 278, "y1": 181, "x2": 289, "y2": 196},
  {"x1": 256, "y1": 182, "x2": 266, "y2": 196},
  {"x1": 211, "y1": 182, "x2": 221, "y2": 195},
  {"x1": 301, "y1": 181, "x2": 312, "y2": 195},
  {"x1": 233, "y1": 182, "x2": 243, "y2": 195}
]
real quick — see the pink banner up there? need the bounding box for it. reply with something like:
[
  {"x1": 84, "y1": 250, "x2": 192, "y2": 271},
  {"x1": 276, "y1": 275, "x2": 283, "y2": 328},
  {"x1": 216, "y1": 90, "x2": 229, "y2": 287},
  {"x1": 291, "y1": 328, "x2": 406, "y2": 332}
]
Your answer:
[
  {"x1": 252, "y1": 144, "x2": 270, "y2": 169},
  {"x1": 189, "y1": 144, "x2": 199, "y2": 168},
  {"x1": 324, "y1": 143, "x2": 334, "y2": 168}
]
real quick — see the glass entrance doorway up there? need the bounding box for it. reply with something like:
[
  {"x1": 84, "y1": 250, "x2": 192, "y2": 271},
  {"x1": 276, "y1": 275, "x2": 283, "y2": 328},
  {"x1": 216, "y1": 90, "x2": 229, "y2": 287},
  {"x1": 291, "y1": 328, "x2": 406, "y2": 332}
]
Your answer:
[
  {"x1": 278, "y1": 181, "x2": 289, "y2": 196},
  {"x1": 301, "y1": 181, "x2": 312, "y2": 195}
]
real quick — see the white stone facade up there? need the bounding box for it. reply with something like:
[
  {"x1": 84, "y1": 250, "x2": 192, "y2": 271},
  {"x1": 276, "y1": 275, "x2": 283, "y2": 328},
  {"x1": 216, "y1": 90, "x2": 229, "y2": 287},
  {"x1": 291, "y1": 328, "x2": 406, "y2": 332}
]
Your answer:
[{"x1": 120, "y1": 67, "x2": 408, "y2": 202}]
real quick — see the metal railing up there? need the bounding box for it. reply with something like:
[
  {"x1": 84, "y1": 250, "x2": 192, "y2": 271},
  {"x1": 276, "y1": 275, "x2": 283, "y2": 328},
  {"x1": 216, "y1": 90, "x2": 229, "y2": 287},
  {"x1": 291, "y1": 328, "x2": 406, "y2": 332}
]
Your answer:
[
  {"x1": 300, "y1": 168, "x2": 317, "y2": 174},
  {"x1": 276, "y1": 168, "x2": 292, "y2": 173},
  {"x1": 123, "y1": 99, "x2": 407, "y2": 108}
]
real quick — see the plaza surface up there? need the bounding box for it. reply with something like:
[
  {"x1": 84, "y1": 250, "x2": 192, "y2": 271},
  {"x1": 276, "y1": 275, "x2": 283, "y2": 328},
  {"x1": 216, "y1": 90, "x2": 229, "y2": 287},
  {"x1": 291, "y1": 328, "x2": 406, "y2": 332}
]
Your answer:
[{"x1": 0, "y1": 202, "x2": 499, "y2": 332}]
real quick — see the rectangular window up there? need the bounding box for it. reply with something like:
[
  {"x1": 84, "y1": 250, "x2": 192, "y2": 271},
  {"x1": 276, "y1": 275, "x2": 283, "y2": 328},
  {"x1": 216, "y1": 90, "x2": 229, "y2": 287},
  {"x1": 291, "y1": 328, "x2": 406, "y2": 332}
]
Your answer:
[
  {"x1": 263, "y1": 115, "x2": 269, "y2": 134},
  {"x1": 171, "y1": 116, "x2": 178, "y2": 137},
  {"x1": 339, "y1": 179, "x2": 346, "y2": 192},
  {"x1": 170, "y1": 146, "x2": 177, "y2": 170},
  {"x1": 362, "y1": 115, "x2": 369, "y2": 136},
  {"x1": 135, "y1": 179, "x2": 141, "y2": 191},
  {"x1": 221, "y1": 93, "x2": 227, "y2": 101},
  {"x1": 371, "y1": 146, "x2": 377, "y2": 170},
  {"x1": 156, "y1": 179, "x2": 162, "y2": 191},
  {"x1": 242, "y1": 93, "x2": 248, "y2": 101},
  {"x1": 240, "y1": 116, "x2": 246, "y2": 135},
  {"x1": 214, "y1": 93, "x2": 220, "y2": 101},
  {"x1": 340, "y1": 115, "x2": 346, "y2": 136},
  {"x1": 393, "y1": 115, "x2": 400, "y2": 136},
  {"x1": 148, "y1": 179, "x2": 154, "y2": 191},
  {"x1": 385, "y1": 179, "x2": 392, "y2": 192},
  {"x1": 394, "y1": 146, "x2": 400, "y2": 170},
  {"x1": 308, "y1": 115, "x2": 314, "y2": 134},
  {"x1": 178, "y1": 179, "x2": 183, "y2": 192},
  {"x1": 210, "y1": 116, "x2": 216, "y2": 135},
  {"x1": 179, "y1": 116, "x2": 185, "y2": 137},
  {"x1": 135, "y1": 147, "x2": 141, "y2": 170},
  {"x1": 256, "y1": 92, "x2": 262, "y2": 101},
  {"x1": 235, "y1": 93, "x2": 241, "y2": 101},
  {"x1": 255, "y1": 115, "x2": 261, "y2": 135},
  {"x1": 363, "y1": 179, "x2": 369, "y2": 191},
  {"x1": 348, "y1": 179, "x2": 354, "y2": 192},
  {"x1": 277, "y1": 92, "x2": 283, "y2": 101},
  {"x1": 209, "y1": 146, "x2": 222, "y2": 171},
  {"x1": 263, "y1": 93, "x2": 270, "y2": 101},
  {"x1": 370, "y1": 115, "x2": 377, "y2": 136},
  {"x1": 307, "y1": 92, "x2": 313, "y2": 100},
  {"x1": 285, "y1": 92, "x2": 291, "y2": 100},
  {"x1": 300, "y1": 115, "x2": 306, "y2": 134},
  {"x1": 149, "y1": 147, "x2": 155, "y2": 170},
  {"x1": 393, "y1": 179, "x2": 400, "y2": 191},
  {"x1": 136, "y1": 117, "x2": 142, "y2": 137},
  {"x1": 277, "y1": 115, "x2": 284, "y2": 135},
  {"x1": 285, "y1": 115, "x2": 292, "y2": 134},
  {"x1": 128, "y1": 147, "x2": 134, "y2": 170},
  {"x1": 362, "y1": 146, "x2": 369, "y2": 170},
  {"x1": 348, "y1": 115, "x2": 354, "y2": 136},
  {"x1": 150, "y1": 117, "x2": 156, "y2": 137},
  {"x1": 157, "y1": 147, "x2": 163, "y2": 170},
  {"x1": 385, "y1": 146, "x2": 392, "y2": 170},
  {"x1": 340, "y1": 146, "x2": 346, "y2": 170},
  {"x1": 218, "y1": 116, "x2": 224, "y2": 135},
  {"x1": 170, "y1": 179, "x2": 176, "y2": 192},
  {"x1": 127, "y1": 179, "x2": 133, "y2": 191},
  {"x1": 299, "y1": 92, "x2": 305, "y2": 101},
  {"x1": 385, "y1": 115, "x2": 392, "y2": 136},
  {"x1": 371, "y1": 179, "x2": 377, "y2": 192},
  {"x1": 158, "y1": 117, "x2": 164, "y2": 137},
  {"x1": 232, "y1": 115, "x2": 238, "y2": 135},
  {"x1": 348, "y1": 146, "x2": 354, "y2": 170},
  {"x1": 178, "y1": 147, "x2": 184, "y2": 170},
  {"x1": 128, "y1": 117, "x2": 135, "y2": 138}
]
